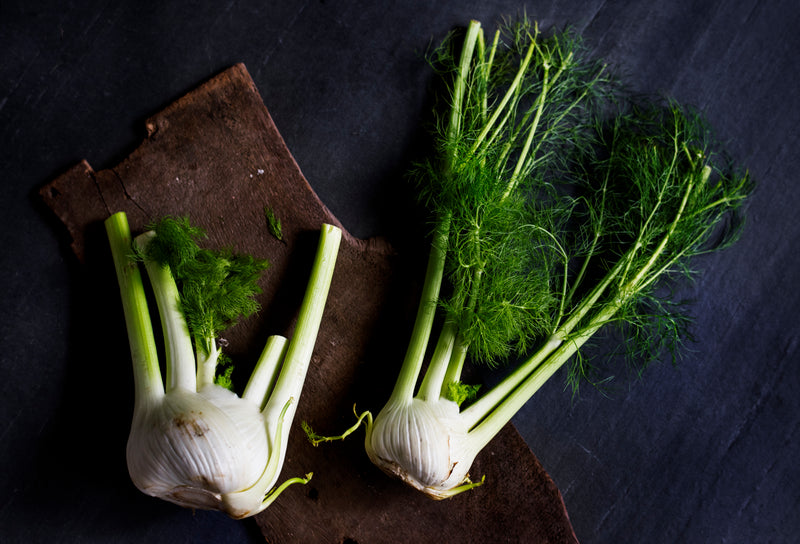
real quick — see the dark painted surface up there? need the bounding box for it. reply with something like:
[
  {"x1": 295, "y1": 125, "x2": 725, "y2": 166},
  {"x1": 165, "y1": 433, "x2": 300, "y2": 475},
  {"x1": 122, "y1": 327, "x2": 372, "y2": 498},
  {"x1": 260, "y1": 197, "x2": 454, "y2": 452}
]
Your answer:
[{"x1": 1, "y1": 1, "x2": 798, "y2": 542}]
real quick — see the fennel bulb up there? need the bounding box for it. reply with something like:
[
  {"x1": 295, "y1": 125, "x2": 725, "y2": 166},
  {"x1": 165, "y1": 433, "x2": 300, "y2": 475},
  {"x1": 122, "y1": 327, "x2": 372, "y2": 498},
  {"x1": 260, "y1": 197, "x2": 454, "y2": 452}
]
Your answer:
[
  {"x1": 364, "y1": 397, "x2": 481, "y2": 498},
  {"x1": 106, "y1": 212, "x2": 341, "y2": 518}
]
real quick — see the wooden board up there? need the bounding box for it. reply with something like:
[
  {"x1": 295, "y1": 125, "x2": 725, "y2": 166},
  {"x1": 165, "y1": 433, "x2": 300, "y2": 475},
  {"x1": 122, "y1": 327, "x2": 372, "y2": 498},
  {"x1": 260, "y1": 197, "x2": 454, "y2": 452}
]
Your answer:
[{"x1": 40, "y1": 63, "x2": 578, "y2": 544}]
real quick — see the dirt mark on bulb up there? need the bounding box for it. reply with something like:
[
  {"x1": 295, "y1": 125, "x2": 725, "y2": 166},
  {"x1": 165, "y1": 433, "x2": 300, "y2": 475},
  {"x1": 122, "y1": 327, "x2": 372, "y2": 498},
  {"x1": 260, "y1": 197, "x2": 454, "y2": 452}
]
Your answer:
[{"x1": 172, "y1": 413, "x2": 210, "y2": 438}]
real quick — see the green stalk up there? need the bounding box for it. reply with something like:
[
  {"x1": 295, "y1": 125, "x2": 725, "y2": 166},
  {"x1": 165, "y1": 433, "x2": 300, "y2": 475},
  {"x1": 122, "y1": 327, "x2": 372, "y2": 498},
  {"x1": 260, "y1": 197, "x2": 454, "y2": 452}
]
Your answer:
[
  {"x1": 474, "y1": 26, "x2": 487, "y2": 122},
  {"x1": 441, "y1": 333, "x2": 469, "y2": 393},
  {"x1": 460, "y1": 334, "x2": 561, "y2": 430},
  {"x1": 447, "y1": 21, "x2": 482, "y2": 150},
  {"x1": 460, "y1": 254, "x2": 626, "y2": 429},
  {"x1": 261, "y1": 223, "x2": 341, "y2": 428},
  {"x1": 467, "y1": 297, "x2": 622, "y2": 449},
  {"x1": 432, "y1": 223, "x2": 485, "y2": 392},
  {"x1": 504, "y1": 63, "x2": 552, "y2": 199},
  {"x1": 438, "y1": 258, "x2": 482, "y2": 390},
  {"x1": 683, "y1": 168, "x2": 749, "y2": 221},
  {"x1": 417, "y1": 319, "x2": 458, "y2": 401},
  {"x1": 480, "y1": 30, "x2": 501, "y2": 123},
  {"x1": 243, "y1": 335, "x2": 289, "y2": 407},
  {"x1": 626, "y1": 174, "x2": 697, "y2": 293},
  {"x1": 254, "y1": 226, "x2": 339, "y2": 513},
  {"x1": 105, "y1": 212, "x2": 164, "y2": 406},
  {"x1": 471, "y1": 40, "x2": 536, "y2": 157},
  {"x1": 520, "y1": 63, "x2": 606, "y2": 184},
  {"x1": 135, "y1": 231, "x2": 197, "y2": 393},
  {"x1": 619, "y1": 138, "x2": 681, "y2": 286},
  {"x1": 467, "y1": 222, "x2": 681, "y2": 446},
  {"x1": 468, "y1": 249, "x2": 653, "y2": 438},
  {"x1": 388, "y1": 218, "x2": 450, "y2": 402},
  {"x1": 195, "y1": 337, "x2": 219, "y2": 388},
  {"x1": 389, "y1": 21, "x2": 482, "y2": 403},
  {"x1": 435, "y1": 224, "x2": 485, "y2": 391}
]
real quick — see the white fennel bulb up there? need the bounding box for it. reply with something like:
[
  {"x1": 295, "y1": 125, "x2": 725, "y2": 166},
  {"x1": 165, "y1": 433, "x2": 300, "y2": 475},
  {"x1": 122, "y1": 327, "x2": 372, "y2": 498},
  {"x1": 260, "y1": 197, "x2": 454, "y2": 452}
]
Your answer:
[
  {"x1": 365, "y1": 397, "x2": 477, "y2": 498},
  {"x1": 127, "y1": 385, "x2": 270, "y2": 515},
  {"x1": 106, "y1": 212, "x2": 341, "y2": 518}
]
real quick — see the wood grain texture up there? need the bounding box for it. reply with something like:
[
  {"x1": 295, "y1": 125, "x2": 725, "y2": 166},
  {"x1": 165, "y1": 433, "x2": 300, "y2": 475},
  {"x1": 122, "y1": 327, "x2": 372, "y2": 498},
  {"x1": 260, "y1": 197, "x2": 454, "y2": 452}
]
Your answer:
[{"x1": 40, "y1": 63, "x2": 578, "y2": 544}]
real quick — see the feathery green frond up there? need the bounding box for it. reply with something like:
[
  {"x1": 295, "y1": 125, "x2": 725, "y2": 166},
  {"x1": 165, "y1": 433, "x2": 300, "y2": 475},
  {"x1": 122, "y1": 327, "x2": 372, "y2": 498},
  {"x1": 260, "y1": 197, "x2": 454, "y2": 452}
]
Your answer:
[
  {"x1": 142, "y1": 216, "x2": 269, "y2": 354},
  {"x1": 559, "y1": 100, "x2": 753, "y2": 388},
  {"x1": 302, "y1": 18, "x2": 752, "y2": 502},
  {"x1": 411, "y1": 17, "x2": 615, "y2": 366}
]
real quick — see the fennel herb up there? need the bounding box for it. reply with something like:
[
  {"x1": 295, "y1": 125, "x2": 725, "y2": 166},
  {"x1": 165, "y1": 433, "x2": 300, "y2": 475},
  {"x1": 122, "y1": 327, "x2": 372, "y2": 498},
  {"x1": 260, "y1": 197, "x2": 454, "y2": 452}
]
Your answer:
[
  {"x1": 412, "y1": 17, "x2": 612, "y2": 366},
  {"x1": 305, "y1": 18, "x2": 751, "y2": 500}
]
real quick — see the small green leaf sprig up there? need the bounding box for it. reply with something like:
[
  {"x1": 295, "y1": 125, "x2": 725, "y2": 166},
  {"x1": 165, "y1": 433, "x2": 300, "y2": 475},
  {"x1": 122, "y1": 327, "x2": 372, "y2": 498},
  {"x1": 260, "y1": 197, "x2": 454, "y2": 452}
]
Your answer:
[{"x1": 137, "y1": 216, "x2": 269, "y2": 379}]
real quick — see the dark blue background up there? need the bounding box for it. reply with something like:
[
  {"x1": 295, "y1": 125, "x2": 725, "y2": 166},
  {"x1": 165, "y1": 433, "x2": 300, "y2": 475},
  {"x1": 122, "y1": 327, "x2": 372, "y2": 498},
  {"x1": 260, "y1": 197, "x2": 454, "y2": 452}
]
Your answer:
[{"x1": 2, "y1": 1, "x2": 798, "y2": 542}]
